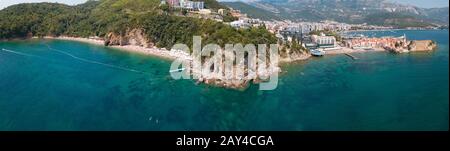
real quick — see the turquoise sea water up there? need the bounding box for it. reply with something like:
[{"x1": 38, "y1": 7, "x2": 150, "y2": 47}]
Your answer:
[{"x1": 0, "y1": 30, "x2": 448, "y2": 131}]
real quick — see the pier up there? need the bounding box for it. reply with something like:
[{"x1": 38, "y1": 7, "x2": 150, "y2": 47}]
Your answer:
[{"x1": 345, "y1": 53, "x2": 359, "y2": 60}]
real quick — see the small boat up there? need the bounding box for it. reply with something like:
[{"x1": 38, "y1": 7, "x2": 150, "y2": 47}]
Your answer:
[
  {"x1": 169, "y1": 68, "x2": 186, "y2": 73},
  {"x1": 310, "y1": 49, "x2": 325, "y2": 56}
]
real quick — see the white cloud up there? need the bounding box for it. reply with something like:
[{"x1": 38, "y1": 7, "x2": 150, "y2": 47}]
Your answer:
[{"x1": 0, "y1": 0, "x2": 88, "y2": 10}]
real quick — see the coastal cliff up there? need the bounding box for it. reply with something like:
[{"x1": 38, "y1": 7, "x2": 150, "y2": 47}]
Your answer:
[
  {"x1": 104, "y1": 29, "x2": 154, "y2": 48},
  {"x1": 381, "y1": 39, "x2": 437, "y2": 53},
  {"x1": 99, "y1": 28, "x2": 282, "y2": 90},
  {"x1": 408, "y1": 40, "x2": 437, "y2": 52},
  {"x1": 280, "y1": 49, "x2": 311, "y2": 62}
]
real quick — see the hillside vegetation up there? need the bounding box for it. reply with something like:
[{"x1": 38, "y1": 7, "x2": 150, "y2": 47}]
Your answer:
[
  {"x1": 364, "y1": 13, "x2": 435, "y2": 28},
  {"x1": 222, "y1": 1, "x2": 283, "y2": 21},
  {"x1": 0, "y1": 0, "x2": 277, "y2": 50}
]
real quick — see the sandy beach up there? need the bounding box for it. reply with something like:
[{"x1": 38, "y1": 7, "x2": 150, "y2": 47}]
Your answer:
[
  {"x1": 44, "y1": 36, "x2": 192, "y2": 61},
  {"x1": 43, "y1": 36, "x2": 387, "y2": 63}
]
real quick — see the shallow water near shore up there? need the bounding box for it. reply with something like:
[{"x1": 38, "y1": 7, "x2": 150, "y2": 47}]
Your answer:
[{"x1": 0, "y1": 30, "x2": 448, "y2": 131}]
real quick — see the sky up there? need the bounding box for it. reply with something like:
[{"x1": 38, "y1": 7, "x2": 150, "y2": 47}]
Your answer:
[
  {"x1": 0, "y1": 0, "x2": 449, "y2": 10},
  {"x1": 0, "y1": 0, "x2": 87, "y2": 9},
  {"x1": 388, "y1": 0, "x2": 449, "y2": 8}
]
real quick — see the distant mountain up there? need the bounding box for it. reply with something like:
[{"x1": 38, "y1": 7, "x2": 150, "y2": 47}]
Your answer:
[
  {"x1": 221, "y1": 0, "x2": 448, "y2": 27},
  {"x1": 421, "y1": 7, "x2": 449, "y2": 25}
]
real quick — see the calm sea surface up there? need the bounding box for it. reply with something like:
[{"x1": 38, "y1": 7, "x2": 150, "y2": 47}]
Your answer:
[{"x1": 0, "y1": 30, "x2": 448, "y2": 130}]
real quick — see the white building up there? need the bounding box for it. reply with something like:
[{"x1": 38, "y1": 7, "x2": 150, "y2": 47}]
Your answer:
[
  {"x1": 230, "y1": 20, "x2": 250, "y2": 29},
  {"x1": 311, "y1": 33, "x2": 336, "y2": 48},
  {"x1": 198, "y1": 9, "x2": 211, "y2": 15},
  {"x1": 179, "y1": 0, "x2": 204, "y2": 10}
]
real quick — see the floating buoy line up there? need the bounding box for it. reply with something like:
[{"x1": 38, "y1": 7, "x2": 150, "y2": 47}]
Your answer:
[
  {"x1": 43, "y1": 43, "x2": 147, "y2": 74},
  {"x1": 2, "y1": 43, "x2": 172, "y2": 79}
]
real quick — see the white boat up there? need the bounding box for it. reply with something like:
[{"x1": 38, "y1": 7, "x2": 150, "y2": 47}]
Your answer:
[{"x1": 169, "y1": 68, "x2": 186, "y2": 73}]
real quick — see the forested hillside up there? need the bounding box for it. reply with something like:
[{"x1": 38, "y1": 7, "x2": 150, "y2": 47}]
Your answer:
[
  {"x1": 0, "y1": 0, "x2": 276, "y2": 49},
  {"x1": 222, "y1": 1, "x2": 283, "y2": 21}
]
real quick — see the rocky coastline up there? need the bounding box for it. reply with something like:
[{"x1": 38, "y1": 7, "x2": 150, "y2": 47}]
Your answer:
[
  {"x1": 39, "y1": 29, "x2": 287, "y2": 90},
  {"x1": 6, "y1": 28, "x2": 438, "y2": 90}
]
